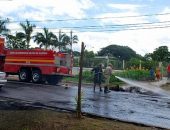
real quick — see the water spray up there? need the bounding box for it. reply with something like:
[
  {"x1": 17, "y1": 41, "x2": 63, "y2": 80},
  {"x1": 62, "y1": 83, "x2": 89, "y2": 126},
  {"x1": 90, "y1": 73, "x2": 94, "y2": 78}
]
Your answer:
[{"x1": 115, "y1": 76, "x2": 170, "y2": 98}]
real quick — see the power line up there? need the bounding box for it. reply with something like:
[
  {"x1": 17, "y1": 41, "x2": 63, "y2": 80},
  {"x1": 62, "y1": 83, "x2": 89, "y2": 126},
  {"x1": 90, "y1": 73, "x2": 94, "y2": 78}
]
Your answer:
[
  {"x1": 9, "y1": 25, "x2": 170, "y2": 34},
  {"x1": 82, "y1": 25, "x2": 170, "y2": 32},
  {"x1": 8, "y1": 20, "x2": 170, "y2": 31},
  {"x1": 33, "y1": 20, "x2": 170, "y2": 29},
  {"x1": 7, "y1": 15, "x2": 170, "y2": 33},
  {"x1": 9, "y1": 12, "x2": 170, "y2": 23}
]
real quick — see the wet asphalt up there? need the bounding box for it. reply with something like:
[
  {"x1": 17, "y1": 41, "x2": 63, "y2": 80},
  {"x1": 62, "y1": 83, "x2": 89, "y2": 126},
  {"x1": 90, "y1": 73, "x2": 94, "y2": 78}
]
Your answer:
[{"x1": 0, "y1": 82, "x2": 170, "y2": 129}]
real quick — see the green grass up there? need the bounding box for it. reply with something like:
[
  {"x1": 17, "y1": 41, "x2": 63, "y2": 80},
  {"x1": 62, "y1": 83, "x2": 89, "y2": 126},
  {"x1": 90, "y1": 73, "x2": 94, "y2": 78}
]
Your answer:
[
  {"x1": 0, "y1": 109, "x2": 159, "y2": 130},
  {"x1": 64, "y1": 70, "x2": 150, "y2": 86},
  {"x1": 64, "y1": 71, "x2": 123, "y2": 85}
]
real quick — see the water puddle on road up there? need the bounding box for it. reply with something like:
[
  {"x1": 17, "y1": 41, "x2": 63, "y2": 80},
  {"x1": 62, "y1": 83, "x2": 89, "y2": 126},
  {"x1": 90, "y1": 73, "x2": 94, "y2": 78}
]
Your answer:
[
  {"x1": 83, "y1": 76, "x2": 170, "y2": 129},
  {"x1": 115, "y1": 76, "x2": 170, "y2": 97}
]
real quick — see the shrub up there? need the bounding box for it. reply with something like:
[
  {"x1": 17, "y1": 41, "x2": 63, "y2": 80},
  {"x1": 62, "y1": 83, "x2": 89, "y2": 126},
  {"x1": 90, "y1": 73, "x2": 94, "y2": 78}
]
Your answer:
[
  {"x1": 82, "y1": 71, "x2": 93, "y2": 82},
  {"x1": 114, "y1": 70, "x2": 150, "y2": 80}
]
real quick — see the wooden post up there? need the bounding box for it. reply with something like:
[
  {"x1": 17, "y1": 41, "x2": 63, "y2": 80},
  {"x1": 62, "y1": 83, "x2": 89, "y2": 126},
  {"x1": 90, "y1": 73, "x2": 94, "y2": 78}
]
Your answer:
[
  {"x1": 77, "y1": 42, "x2": 85, "y2": 118},
  {"x1": 123, "y1": 60, "x2": 125, "y2": 70},
  {"x1": 139, "y1": 60, "x2": 141, "y2": 70}
]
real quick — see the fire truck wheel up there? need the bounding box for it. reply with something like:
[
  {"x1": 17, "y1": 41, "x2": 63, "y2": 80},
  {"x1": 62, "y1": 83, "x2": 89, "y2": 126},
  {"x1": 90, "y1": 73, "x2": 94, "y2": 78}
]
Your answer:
[
  {"x1": 19, "y1": 69, "x2": 31, "y2": 82},
  {"x1": 32, "y1": 70, "x2": 42, "y2": 83}
]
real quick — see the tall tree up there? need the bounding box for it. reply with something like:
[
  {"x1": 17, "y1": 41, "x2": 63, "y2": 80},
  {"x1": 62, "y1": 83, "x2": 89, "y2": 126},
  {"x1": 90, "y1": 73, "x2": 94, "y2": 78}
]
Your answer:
[
  {"x1": 83, "y1": 50, "x2": 95, "y2": 67},
  {"x1": 151, "y1": 46, "x2": 169, "y2": 62},
  {"x1": 73, "y1": 51, "x2": 80, "y2": 56},
  {"x1": 84, "y1": 50, "x2": 95, "y2": 58},
  {"x1": 0, "y1": 18, "x2": 9, "y2": 35},
  {"x1": 34, "y1": 28, "x2": 57, "y2": 50},
  {"x1": 56, "y1": 30, "x2": 70, "y2": 51},
  {"x1": 70, "y1": 30, "x2": 78, "y2": 50},
  {"x1": 20, "y1": 20, "x2": 36, "y2": 49},
  {"x1": 6, "y1": 32, "x2": 26, "y2": 49},
  {"x1": 144, "y1": 53, "x2": 152, "y2": 61},
  {"x1": 54, "y1": 30, "x2": 78, "y2": 51},
  {"x1": 98, "y1": 45, "x2": 137, "y2": 61},
  {"x1": 72, "y1": 35, "x2": 78, "y2": 44}
]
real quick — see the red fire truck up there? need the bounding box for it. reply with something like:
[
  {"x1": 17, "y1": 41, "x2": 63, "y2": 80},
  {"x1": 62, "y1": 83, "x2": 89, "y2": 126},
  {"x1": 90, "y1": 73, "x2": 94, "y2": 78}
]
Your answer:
[{"x1": 0, "y1": 37, "x2": 73, "y2": 85}]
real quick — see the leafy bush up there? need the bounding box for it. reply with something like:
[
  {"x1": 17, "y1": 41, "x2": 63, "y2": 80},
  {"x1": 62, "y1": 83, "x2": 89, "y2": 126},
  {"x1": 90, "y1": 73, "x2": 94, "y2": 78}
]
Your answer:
[
  {"x1": 109, "y1": 74, "x2": 123, "y2": 84},
  {"x1": 114, "y1": 69, "x2": 150, "y2": 80},
  {"x1": 64, "y1": 71, "x2": 93, "y2": 83},
  {"x1": 64, "y1": 69, "x2": 150, "y2": 84},
  {"x1": 64, "y1": 70, "x2": 123, "y2": 84},
  {"x1": 82, "y1": 71, "x2": 93, "y2": 82}
]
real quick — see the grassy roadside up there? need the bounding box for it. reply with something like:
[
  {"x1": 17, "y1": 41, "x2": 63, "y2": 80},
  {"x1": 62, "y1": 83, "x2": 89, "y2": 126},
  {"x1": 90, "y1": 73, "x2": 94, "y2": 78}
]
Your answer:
[{"x1": 0, "y1": 109, "x2": 162, "y2": 130}]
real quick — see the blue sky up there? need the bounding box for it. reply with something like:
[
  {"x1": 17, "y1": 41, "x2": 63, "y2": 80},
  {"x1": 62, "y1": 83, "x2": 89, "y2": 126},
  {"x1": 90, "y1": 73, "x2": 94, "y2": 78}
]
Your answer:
[{"x1": 0, "y1": 0, "x2": 170, "y2": 56}]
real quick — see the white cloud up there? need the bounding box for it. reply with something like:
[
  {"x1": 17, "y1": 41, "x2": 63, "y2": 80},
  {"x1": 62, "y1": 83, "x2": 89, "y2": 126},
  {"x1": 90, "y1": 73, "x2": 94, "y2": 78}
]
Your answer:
[
  {"x1": 7, "y1": 23, "x2": 22, "y2": 33},
  {"x1": 97, "y1": 4, "x2": 147, "y2": 25},
  {"x1": 97, "y1": 12, "x2": 147, "y2": 25},
  {"x1": 75, "y1": 26, "x2": 170, "y2": 56},
  {"x1": 79, "y1": 3, "x2": 170, "y2": 56},
  {"x1": 156, "y1": 7, "x2": 170, "y2": 22},
  {"x1": 0, "y1": 0, "x2": 95, "y2": 20},
  {"x1": 77, "y1": 32, "x2": 110, "y2": 52},
  {"x1": 51, "y1": 0, "x2": 95, "y2": 18},
  {"x1": 18, "y1": 11, "x2": 48, "y2": 21},
  {"x1": 108, "y1": 3, "x2": 142, "y2": 11},
  {"x1": 0, "y1": 0, "x2": 23, "y2": 16}
]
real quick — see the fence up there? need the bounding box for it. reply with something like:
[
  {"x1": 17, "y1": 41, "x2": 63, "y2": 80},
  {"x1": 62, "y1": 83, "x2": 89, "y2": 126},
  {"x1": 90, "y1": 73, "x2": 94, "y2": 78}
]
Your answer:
[
  {"x1": 74, "y1": 56, "x2": 124, "y2": 70},
  {"x1": 73, "y1": 57, "x2": 169, "y2": 76}
]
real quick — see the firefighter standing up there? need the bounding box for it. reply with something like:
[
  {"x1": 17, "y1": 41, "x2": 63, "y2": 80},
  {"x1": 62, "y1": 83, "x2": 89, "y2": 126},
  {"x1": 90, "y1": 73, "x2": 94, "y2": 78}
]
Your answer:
[
  {"x1": 91, "y1": 64, "x2": 104, "y2": 92},
  {"x1": 104, "y1": 63, "x2": 113, "y2": 93}
]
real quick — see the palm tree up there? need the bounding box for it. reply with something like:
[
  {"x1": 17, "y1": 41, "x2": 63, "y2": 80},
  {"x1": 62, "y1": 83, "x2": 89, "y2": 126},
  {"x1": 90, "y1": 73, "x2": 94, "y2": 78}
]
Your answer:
[
  {"x1": 70, "y1": 30, "x2": 78, "y2": 45},
  {"x1": 70, "y1": 31, "x2": 78, "y2": 51},
  {"x1": 34, "y1": 28, "x2": 58, "y2": 50},
  {"x1": 55, "y1": 30, "x2": 79, "y2": 51},
  {"x1": 72, "y1": 35, "x2": 78, "y2": 44},
  {"x1": 0, "y1": 18, "x2": 10, "y2": 35},
  {"x1": 20, "y1": 20, "x2": 36, "y2": 49},
  {"x1": 6, "y1": 32, "x2": 26, "y2": 49},
  {"x1": 55, "y1": 30, "x2": 70, "y2": 51}
]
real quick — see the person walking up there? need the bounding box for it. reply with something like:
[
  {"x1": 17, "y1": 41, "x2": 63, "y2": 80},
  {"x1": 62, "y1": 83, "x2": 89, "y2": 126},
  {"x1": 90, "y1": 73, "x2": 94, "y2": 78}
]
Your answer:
[
  {"x1": 167, "y1": 64, "x2": 170, "y2": 80},
  {"x1": 155, "y1": 67, "x2": 161, "y2": 81},
  {"x1": 91, "y1": 64, "x2": 104, "y2": 92},
  {"x1": 149, "y1": 67, "x2": 155, "y2": 81},
  {"x1": 104, "y1": 63, "x2": 113, "y2": 93}
]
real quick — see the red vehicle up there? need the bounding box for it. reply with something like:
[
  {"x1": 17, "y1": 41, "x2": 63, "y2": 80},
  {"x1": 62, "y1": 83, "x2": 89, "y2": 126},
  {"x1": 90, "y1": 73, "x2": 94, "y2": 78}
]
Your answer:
[{"x1": 0, "y1": 37, "x2": 73, "y2": 85}]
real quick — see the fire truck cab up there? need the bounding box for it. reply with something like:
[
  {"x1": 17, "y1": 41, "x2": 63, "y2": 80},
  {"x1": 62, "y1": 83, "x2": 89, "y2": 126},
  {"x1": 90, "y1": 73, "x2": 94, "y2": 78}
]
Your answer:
[{"x1": 0, "y1": 37, "x2": 73, "y2": 85}]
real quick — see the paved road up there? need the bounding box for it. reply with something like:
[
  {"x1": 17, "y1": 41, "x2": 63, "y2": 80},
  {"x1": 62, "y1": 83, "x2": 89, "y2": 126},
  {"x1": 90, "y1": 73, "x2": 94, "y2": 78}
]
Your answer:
[{"x1": 0, "y1": 82, "x2": 170, "y2": 129}]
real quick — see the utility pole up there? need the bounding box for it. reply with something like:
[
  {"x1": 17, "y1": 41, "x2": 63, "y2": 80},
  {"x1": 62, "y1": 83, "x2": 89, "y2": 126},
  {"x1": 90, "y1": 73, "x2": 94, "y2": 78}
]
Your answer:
[
  {"x1": 106, "y1": 55, "x2": 109, "y2": 66},
  {"x1": 77, "y1": 42, "x2": 85, "y2": 118},
  {"x1": 58, "y1": 30, "x2": 61, "y2": 51},
  {"x1": 70, "y1": 30, "x2": 73, "y2": 51},
  {"x1": 70, "y1": 30, "x2": 73, "y2": 74}
]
